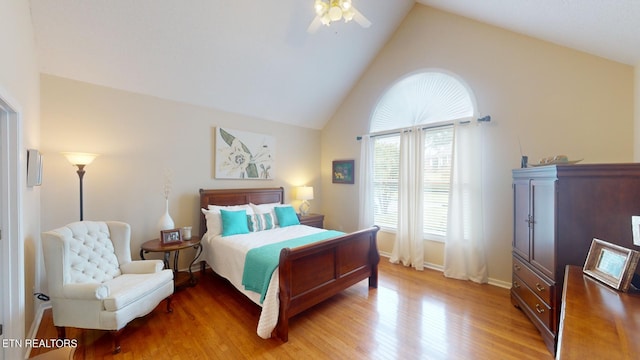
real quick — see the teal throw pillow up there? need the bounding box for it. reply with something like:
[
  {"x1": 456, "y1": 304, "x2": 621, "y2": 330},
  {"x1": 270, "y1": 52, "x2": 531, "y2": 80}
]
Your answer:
[
  {"x1": 220, "y1": 209, "x2": 249, "y2": 236},
  {"x1": 274, "y1": 206, "x2": 300, "y2": 227}
]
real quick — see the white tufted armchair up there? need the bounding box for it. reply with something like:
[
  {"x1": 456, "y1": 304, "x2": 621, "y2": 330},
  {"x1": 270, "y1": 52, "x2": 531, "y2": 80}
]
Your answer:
[{"x1": 41, "y1": 221, "x2": 174, "y2": 353}]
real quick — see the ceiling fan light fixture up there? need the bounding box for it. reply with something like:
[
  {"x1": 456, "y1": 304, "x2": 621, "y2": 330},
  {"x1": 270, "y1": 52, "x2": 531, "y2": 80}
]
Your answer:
[
  {"x1": 309, "y1": 0, "x2": 368, "y2": 30},
  {"x1": 328, "y1": 5, "x2": 342, "y2": 21},
  {"x1": 343, "y1": 9, "x2": 354, "y2": 22},
  {"x1": 321, "y1": 13, "x2": 331, "y2": 26},
  {"x1": 314, "y1": 0, "x2": 328, "y2": 16}
]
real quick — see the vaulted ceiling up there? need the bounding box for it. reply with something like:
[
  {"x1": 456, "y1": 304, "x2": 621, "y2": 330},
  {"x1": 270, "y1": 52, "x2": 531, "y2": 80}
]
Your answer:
[{"x1": 29, "y1": 0, "x2": 640, "y2": 130}]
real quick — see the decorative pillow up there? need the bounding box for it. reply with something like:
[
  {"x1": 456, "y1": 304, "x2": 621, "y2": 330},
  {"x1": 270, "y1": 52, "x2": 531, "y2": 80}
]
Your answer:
[
  {"x1": 220, "y1": 209, "x2": 250, "y2": 236},
  {"x1": 202, "y1": 204, "x2": 254, "y2": 236},
  {"x1": 274, "y1": 206, "x2": 300, "y2": 227},
  {"x1": 250, "y1": 202, "x2": 282, "y2": 225},
  {"x1": 247, "y1": 213, "x2": 276, "y2": 232}
]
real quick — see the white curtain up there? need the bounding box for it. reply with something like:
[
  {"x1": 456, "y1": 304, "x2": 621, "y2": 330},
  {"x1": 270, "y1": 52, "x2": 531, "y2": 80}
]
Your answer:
[
  {"x1": 358, "y1": 135, "x2": 375, "y2": 229},
  {"x1": 390, "y1": 129, "x2": 425, "y2": 270},
  {"x1": 444, "y1": 123, "x2": 488, "y2": 283}
]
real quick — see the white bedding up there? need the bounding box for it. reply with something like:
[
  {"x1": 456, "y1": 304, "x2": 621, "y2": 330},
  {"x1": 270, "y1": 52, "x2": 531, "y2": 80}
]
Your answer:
[{"x1": 201, "y1": 224, "x2": 327, "y2": 338}]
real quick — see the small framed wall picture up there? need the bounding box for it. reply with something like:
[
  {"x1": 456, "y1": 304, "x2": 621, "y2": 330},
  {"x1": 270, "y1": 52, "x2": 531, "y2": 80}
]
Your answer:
[
  {"x1": 583, "y1": 238, "x2": 640, "y2": 292},
  {"x1": 160, "y1": 228, "x2": 183, "y2": 245},
  {"x1": 332, "y1": 160, "x2": 354, "y2": 184}
]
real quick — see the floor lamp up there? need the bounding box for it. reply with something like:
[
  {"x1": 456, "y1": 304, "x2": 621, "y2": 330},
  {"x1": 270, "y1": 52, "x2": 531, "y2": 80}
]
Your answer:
[{"x1": 63, "y1": 152, "x2": 98, "y2": 221}]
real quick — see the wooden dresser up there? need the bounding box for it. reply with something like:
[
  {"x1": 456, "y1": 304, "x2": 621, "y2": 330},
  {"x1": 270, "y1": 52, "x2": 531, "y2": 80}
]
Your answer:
[
  {"x1": 511, "y1": 164, "x2": 640, "y2": 354},
  {"x1": 556, "y1": 265, "x2": 640, "y2": 359}
]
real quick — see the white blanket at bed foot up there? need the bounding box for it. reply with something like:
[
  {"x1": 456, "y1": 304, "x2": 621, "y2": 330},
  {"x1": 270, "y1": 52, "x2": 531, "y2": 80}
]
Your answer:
[{"x1": 257, "y1": 268, "x2": 280, "y2": 339}]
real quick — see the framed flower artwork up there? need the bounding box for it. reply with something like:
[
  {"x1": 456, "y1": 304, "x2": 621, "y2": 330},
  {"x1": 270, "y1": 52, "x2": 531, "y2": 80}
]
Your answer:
[{"x1": 215, "y1": 127, "x2": 275, "y2": 179}]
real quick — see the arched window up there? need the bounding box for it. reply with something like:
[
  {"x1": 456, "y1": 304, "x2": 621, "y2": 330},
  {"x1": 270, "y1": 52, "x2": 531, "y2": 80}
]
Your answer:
[
  {"x1": 369, "y1": 71, "x2": 476, "y2": 239},
  {"x1": 370, "y1": 71, "x2": 475, "y2": 133}
]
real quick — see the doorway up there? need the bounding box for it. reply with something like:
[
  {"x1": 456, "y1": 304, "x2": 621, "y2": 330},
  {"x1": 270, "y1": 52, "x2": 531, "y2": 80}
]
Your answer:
[{"x1": 0, "y1": 93, "x2": 24, "y2": 360}]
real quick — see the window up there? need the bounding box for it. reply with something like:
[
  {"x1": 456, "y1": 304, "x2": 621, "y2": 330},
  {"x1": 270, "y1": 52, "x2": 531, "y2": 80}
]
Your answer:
[
  {"x1": 369, "y1": 71, "x2": 475, "y2": 240},
  {"x1": 372, "y1": 135, "x2": 400, "y2": 229},
  {"x1": 372, "y1": 126, "x2": 453, "y2": 238}
]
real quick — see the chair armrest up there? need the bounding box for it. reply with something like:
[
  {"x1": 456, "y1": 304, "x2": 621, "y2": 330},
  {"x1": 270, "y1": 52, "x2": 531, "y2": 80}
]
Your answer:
[
  {"x1": 120, "y1": 260, "x2": 164, "y2": 274},
  {"x1": 62, "y1": 283, "x2": 109, "y2": 300}
]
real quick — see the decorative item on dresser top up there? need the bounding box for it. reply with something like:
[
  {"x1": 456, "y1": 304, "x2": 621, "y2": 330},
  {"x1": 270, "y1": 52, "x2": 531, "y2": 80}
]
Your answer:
[
  {"x1": 511, "y1": 163, "x2": 640, "y2": 355},
  {"x1": 582, "y1": 238, "x2": 640, "y2": 292},
  {"x1": 198, "y1": 187, "x2": 379, "y2": 342}
]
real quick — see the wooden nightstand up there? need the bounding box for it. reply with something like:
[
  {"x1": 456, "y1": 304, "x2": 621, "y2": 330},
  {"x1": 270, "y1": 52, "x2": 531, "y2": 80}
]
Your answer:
[{"x1": 298, "y1": 213, "x2": 324, "y2": 228}]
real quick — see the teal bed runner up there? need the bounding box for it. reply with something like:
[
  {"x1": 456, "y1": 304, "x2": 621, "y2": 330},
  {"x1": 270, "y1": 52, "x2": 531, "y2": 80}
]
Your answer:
[{"x1": 242, "y1": 230, "x2": 345, "y2": 303}]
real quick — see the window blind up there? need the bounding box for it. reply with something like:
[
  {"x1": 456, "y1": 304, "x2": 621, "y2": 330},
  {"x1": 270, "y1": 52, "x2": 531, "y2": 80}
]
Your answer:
[
  {"x1": 373, "y1": 135, "x2": 400, "y2": 229},
  {"x1": 422, "y1": 126, "x2": 454, "y2": 237}
]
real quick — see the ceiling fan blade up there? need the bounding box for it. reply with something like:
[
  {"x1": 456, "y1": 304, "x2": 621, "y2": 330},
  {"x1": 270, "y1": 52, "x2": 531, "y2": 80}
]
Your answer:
[
  {"x1": 352, "y1": 7, "x2": 371, "y2": 28},
  {"x1": 307, "y1": 16, "x2": 322, "y2": 34}
]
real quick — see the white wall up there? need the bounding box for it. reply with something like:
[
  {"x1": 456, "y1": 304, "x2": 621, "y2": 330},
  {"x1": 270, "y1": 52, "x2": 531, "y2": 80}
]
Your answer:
[
  {"x1": 321, "y1": 5, "x2": 634, "y2": 284},
  {"x1": 0, "y1": 0, "x2": 41, "y2": 349},
  {"x1": 40, "y1": 75, "x2": 322, "y2": 279}
]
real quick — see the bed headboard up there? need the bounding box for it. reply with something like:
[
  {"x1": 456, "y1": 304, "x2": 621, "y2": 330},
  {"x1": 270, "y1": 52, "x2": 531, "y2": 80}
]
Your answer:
[{"x1": 198, "y1": 187, "x2": 285, "y2": 237}]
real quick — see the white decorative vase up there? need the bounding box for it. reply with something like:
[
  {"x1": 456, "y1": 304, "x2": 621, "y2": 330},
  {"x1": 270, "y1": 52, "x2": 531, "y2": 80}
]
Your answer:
[{"x1": 157, "y1": 199, "x2": 175, "y2": 233}]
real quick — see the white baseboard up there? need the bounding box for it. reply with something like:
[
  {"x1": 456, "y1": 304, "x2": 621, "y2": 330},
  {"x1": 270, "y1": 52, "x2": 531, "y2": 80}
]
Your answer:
[
  {"x1": 379, "y1": 252, "x2": 511, "y2": 289},
  {"x1": 488, "y1": 278, "x2": 512, "y2": 289},
  {"x1": 24, "y1": 301, "x2": 52, "y2": 359}
]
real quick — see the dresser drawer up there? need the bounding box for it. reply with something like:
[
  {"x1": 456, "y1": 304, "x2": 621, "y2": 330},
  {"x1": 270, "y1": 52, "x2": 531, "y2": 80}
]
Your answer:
[
  {"x1": 512, "y1": 273, "x2": 553, "y2": 330},
  {"x1": 513, "y1": 256, "x2": 554, "y2": 305}
]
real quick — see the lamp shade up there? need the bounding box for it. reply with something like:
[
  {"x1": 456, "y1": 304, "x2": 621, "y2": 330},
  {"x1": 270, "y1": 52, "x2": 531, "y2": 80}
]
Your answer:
[
  {"x1": 297, "y1": 186, "x2": 314, "y2": 201},
  {"x1": 62, "y1": 152, "x2": 98, "y2": 166}
]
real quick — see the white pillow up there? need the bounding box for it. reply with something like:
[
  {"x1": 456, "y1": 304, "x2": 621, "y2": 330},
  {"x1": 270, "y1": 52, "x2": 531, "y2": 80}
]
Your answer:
[
  {"x1": 202, "y1": 204, "x2": 254, "y2": 236},
  {"x1": 250, "y1": 202, "x2": 283, "y2": 225}
]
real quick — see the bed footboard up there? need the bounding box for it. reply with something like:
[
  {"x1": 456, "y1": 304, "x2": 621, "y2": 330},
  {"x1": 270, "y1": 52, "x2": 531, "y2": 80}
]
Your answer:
[{"x1": 275, "y1": 225, "x2": 380, "y2": 341}]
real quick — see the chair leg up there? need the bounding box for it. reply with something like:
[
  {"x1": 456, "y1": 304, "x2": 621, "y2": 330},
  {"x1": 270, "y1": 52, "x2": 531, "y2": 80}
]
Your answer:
[
  {"x1": 56, "y1": 326, "x2": 66, "y2": 339},
  {"x1": 165, "y1": 295, "x2": 173, "y2": 313},
  {"x1": 111, "y1": 330, "x2": 122, "y2": 354}
]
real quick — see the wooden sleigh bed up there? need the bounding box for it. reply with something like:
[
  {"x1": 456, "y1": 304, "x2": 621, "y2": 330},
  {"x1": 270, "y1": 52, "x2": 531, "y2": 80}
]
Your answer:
[{"x1": 198, "y1": 187, "x2": 380, "y2": 342}]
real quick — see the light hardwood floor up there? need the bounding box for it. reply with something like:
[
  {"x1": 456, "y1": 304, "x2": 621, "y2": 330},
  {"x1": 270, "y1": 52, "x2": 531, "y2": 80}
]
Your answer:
[{"x1": 31, "y1": 259, "x2": 553, "y2": 359}]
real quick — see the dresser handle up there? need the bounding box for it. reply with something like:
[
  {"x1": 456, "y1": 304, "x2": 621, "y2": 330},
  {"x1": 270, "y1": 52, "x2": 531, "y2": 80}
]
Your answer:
[
  {"x1": 514, "y1": 264, "x2": 521, "y2": 271},
  {"x1": 535, "y1": 304, "x2": 545, "y2": 314},
  {"x1": 512, "y1": 281, "x2": 520, "y2": 289},
  {"x1": 535, "y1": 283, "x2": 545, "y2": 292}
]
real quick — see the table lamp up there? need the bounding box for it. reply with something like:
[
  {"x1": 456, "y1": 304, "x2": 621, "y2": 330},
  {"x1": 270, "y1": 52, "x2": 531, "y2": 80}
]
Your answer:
[{"x1": 297, "y1": 186, "x2": 314, "y2": 216}]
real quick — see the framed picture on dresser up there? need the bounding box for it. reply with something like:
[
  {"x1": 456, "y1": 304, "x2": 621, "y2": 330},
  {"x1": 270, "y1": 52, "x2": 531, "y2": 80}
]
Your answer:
[{"x1": 583, "y1": 238, "x2": 640, "y2": 292}]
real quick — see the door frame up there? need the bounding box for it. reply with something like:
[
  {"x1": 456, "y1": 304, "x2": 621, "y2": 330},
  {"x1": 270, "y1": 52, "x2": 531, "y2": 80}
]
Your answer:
[{"x1": 0, "y1": 87, "x2": 25, "y2": 360}]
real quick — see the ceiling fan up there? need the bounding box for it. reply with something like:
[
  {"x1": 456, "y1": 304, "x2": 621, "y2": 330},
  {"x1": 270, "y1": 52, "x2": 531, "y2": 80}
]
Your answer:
[{"x1": 307, "y1": 0, "x2": 371, "y2": 33}]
